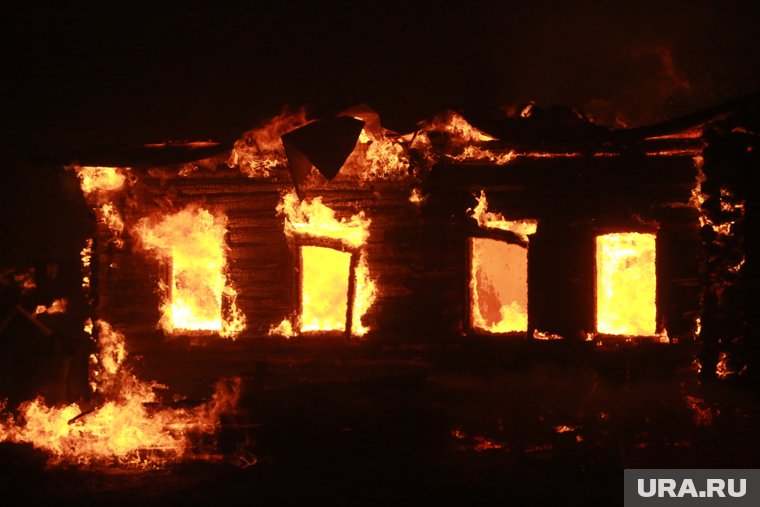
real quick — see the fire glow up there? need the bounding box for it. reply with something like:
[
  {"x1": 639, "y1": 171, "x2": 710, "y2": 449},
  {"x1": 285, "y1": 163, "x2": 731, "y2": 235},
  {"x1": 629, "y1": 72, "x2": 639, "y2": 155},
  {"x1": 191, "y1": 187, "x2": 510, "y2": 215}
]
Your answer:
[
  {"x1": 470, "y1": 238, "x2": 529, "y2": 333},
  {"x1": 596, "y1": 233, "x2": 657, "y2": 336},
  {"x1": 276, "y1": 191, "x2": 376, "y2": 336},
  {"x1": 0, "y1": 321, "x2": 240, "y2": 467},
  {"x1": 469, "y1": 191, "x2": 538, "y2": 242},
  {"x1": 468, "y1": 192, "x2": 536, "y2": 333},
  {"x1": 136, "y1": 206, "x2": 246, "y2": 339},
  {"x1": 73, "y1": 166, "x2": 127, "y2": 195}
]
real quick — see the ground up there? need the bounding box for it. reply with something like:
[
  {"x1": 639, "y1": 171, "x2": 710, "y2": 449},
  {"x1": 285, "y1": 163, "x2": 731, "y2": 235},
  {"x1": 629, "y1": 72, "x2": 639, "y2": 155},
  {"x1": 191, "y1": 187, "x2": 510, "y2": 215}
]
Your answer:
[{"x1": 1, "y1": 338, "x2": 758, "y2": 506}]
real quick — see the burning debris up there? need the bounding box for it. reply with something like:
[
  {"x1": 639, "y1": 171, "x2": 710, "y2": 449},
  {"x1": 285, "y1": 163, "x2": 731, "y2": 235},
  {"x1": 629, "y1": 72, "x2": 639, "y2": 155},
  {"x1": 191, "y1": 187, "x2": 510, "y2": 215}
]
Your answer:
[{"x1": 0, "y1": 320, "x2": 241, "y2": 468}]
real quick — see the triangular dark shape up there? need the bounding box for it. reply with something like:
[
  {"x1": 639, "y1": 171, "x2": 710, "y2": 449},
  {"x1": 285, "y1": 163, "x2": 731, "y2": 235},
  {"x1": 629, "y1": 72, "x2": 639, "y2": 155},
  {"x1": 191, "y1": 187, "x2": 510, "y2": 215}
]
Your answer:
[
  {"x1": 282, "y1": 139, "x2": 313, "y2": 199},
  {"x1": 281, "y1": 116, "x2": 365, "y2": 181}
]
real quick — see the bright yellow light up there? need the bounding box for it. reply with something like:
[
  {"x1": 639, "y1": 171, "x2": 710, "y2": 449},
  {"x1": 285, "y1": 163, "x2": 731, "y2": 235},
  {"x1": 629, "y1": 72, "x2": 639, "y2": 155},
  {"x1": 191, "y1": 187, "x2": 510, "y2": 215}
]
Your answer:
[
  {"x1": 300, "y1": 246, "x2": 351, "y2": 333},
  {"x1": 596, "y1": 233, "x2": 657, "y2": 336}
]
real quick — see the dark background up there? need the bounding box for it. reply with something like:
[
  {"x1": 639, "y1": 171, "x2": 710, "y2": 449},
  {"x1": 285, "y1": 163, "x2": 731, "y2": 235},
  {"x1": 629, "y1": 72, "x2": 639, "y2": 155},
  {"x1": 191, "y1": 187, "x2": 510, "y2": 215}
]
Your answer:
[{"x1": 2, "y1": 0, "x2": 760, "y2": 255}]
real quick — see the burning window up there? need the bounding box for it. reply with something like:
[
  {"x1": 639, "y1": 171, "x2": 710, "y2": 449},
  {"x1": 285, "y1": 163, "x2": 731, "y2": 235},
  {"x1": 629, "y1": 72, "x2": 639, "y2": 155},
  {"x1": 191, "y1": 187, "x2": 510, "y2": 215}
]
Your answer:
[
  {"x1": 299, "y1": 245, "x2": 354, "y2": 333},
  {"x1": 467, "y1": 191, "x2": 536, "y2": 334},
  {"x1": 135, "y1": 206, "x2": 245, "y2": 339},
  {"x1": 470, "y1": 238, "x2": 529, "y2": 333},
  {"x1": 275, "y1": 191, "x2": 376, "y2": 337},
  {"x1": 595, "y1": 232, "x2": 657, "y2": 336}
]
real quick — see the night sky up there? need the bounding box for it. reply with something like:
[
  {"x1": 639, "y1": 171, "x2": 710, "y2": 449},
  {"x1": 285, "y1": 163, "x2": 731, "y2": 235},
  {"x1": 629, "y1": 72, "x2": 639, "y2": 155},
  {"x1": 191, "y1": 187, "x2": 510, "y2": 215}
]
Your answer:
[{"x1": 2, "y1": 1, "x2": 760, "y2": 257}]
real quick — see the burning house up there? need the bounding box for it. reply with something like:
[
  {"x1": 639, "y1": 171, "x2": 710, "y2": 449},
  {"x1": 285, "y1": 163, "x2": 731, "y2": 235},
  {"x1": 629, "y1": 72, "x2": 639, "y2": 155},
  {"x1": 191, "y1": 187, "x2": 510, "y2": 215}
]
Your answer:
[
  {"x1": 28, "y1": 94, "x2": 750, "y2": 370},
  {"x1": 0, "y1": 94, "x2": 758, "y2": 483}
]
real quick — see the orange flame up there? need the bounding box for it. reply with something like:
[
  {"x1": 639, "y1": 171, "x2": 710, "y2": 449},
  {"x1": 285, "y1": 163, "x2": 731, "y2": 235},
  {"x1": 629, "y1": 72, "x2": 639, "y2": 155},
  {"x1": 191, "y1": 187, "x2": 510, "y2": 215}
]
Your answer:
[
  {"x1": 418, "y1": 111, "x2": 520, "y2": 164},
  {"x1": 12, "y1": 268, "x2": 36, "y2": 293},
  {"x1": 469, "y1": 191, "x2": 538, "y2": 242},
  {"x1": 98, "y1": 202, "x2": 125, "y2": 248},
  {"x1": 229, "y1": 109, "x2": 307, "y2": 178},
  {"x1": 81, "y1": 238, "x2": 93, "y2": 290},
  {"x1": 276, "y1": 191, "x2": 376, "y2": 336},
  {"x1": 0, "y1": 321, "x2": 241, "y2": 467},
  {"x1": 470, "y1": 238, "x2": 529, "y2": 333},
  {"x1": 452, "y1": 146, "x2": 515, "y2": 165},
  {"x1": 268, "y1": 318, "x2": 296, "y2": 339},
  {"x1": 408, "y1": 188, "x2": 426, "y2": 207},
  {"x1": 468, "y1": 192, "x2": 536, "y2": 334},
  {"x1": 340, "y1": 127, "x2": 410, "y2": 181},
  {"x1": 73, "y1": 166, "x2": 127, "y2": 195},
  {"x1": 277, "y1": 190, "x2": 370, "y2": 248},
  {"x1": 34, "y1": 298, "x2": 68, "y2": 315},
  {"x1": 135, "y1": 206, "x2": 246, "y2": 339},
  {"x1": 596, "y1": 233, "x2": 657, "y2": 336},
  {"x1": 533, "y1": 329, "x2": 563, "y2": 340},
  {"x1": 426, "y1": 111, "x2": 497, "y2": 143}
]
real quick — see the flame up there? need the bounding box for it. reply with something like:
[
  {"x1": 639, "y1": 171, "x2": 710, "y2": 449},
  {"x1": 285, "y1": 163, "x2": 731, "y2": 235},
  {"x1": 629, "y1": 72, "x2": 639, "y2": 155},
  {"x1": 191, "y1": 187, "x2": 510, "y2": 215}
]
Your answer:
[
  {"x1": 300, "y1": 246, "x2": 350, "y2": 333},
  {"x1": 73, "y1": 166, "x2": 127, "y2": 195},
  {"x1": 426, "y1": 111, "x2": 497, "y2": 142},
  {"x1": 596, "y1": 233, "x2": 657, "y2": 336},
  {"x1": 451, "y1": 428, "x2": 505, "y2": 452},
  {"x1": 419, "y1": 111, "x2": 518, "y2": 165},
  {"x1": 452, "y1": 146, "x2": 516, "y2": 165},
  {"x1": 351, "y1": 254, "x2": 376, "y2": 336},
  {"x1": 229, "y1": 109, "x2": 307, "y2": 178},
  {"x1": 470, "y1": 238, "x2": 529, "y2": 333},
  {"x1": 98, "y1": 202, "x2": 125, "y2": 248},
  {"x1": 716, "y1": 352, "x2": 731, "y2": 379},
  {"x1": 533, "y1": 329, "x2": 563, "y2": 340},
  {"x1": 276, "y1": 191, "x2": 376, "y2": 336},
  {"x1": 81, "y1": 238, "x2": 93, "y2": 289},
  {"x1": 468, "y1": 192, "x2": 535, "y2": 334},
  {"x1": 408, "y1": 188, "x2": 426, "y2": 207},
  {"x1": 12, "y1": 268, "x2": 36, "y2": 293},
  {"x1": 135, "y1": 206, "x2": 246, "y2": 339},
  {"x1": 34, "y1": 298, "x2": 68, "y2": 315},
  {"x1": 268, "y1": 318, "x2": 296, "y2": 338},
  {"x1": 277, "y1": 190, "x2": 370, "y2": 249},
  {"x1": 341, "y1": 127, "x2": 410, "y2": 181},
  {"x1": 0, "y1": 321, "x2": 241, "y2": 467},
  {"x1": 468, "y1": 191, "x2": 538, "y2": 242}
]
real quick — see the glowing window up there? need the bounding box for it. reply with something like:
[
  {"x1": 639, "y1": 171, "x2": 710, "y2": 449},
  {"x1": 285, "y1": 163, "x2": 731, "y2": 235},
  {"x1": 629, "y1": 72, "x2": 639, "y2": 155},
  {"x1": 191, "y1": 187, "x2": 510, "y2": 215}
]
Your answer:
[
  {"x1": 596, "y1": 232, "x2": 656, "y2": 336},
  {"x1": 469, "y1": 238, "x2": 529, "y2": 333},
  {"x1": 300, "y1": 246, "x2": 352, "y2": 333}
]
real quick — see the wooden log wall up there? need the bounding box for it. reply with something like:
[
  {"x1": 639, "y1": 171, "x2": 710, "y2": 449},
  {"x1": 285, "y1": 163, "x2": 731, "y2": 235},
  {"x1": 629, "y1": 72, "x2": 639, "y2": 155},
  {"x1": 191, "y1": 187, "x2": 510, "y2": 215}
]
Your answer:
[
  {"x1": 424, "y1": 154, "x2": 702, "y2": 342},
  {"x1": 92, "y1": 165, "x2": 427, "y2": 352},
  {"x1": 92, "y1": 152, "x2": 702, "y2": 358}
]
